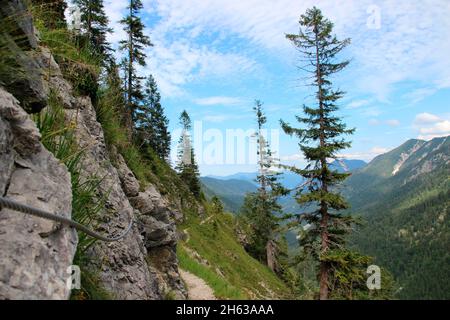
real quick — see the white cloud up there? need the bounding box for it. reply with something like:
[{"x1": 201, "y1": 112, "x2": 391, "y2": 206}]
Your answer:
[
  {"x1": 103, "y1": 0, "x2": 450, "y2": 101},
  {"x1": 361, "y1": 107, "x2": 382, "y2": 117},
  {"x1": 370, "y1": 147, "x2": 391, "y2": 154},
  {"x1": 195, "y1": 96, "x2": 243, "y2": 106},
  {"x1": 201, "y1": 113, "x2": 251, "y2": 123},
  {"x1": 368, "y1": 118, "x2": 400, "y2": 127},
  {"x1": 104, "y1": 0, "x2": 128, "y2": 46},
  {"x1": 202, "y1": 115, "x2": 229, "y2": 123},
  {"x1": 385, "y1": 119, "x2": 400, "y2": 127},
  {"x1": 347, "y1": 99, "x2": 370, "y2": 109},
  {"x1": 413, "y1": 113, "x2": 450, "y2": 140},
  {"x1": 144, "y1": 41, "x2": 256, "y2": 97},
  {"x1": 404, "y1": 88, "x2": 438, "y2": 104},
  {"x1": 414, "y1": 112, "x2": 442, "y2": 125},
  {"x1": 350, "y1": 0, "x2": 450, "y2": 101},
  {"x1": 339, "y1": 146, "x2": 391, "y2": 161}
]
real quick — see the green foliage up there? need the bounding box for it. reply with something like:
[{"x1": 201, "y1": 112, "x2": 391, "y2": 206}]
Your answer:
[
  {"x1": 323, "y1": 249, "x2": 395, "y2": 300},
  {"x1": 210, "y1": 196, "x2": 224, "y2": 215},
  {"x1": 33, "y1": 7, "x2": 101, "y2": 98},
  {"x1": 179, "y1": 204, "x2": 293, "y2": 300},
  {"x1": 349, "y1": 171, "x2": 450, "y2": 298},
  {"x1": 135, "y1": 75, "x2": 171, "y2": 160},
  {"x1": 176, "y1": 110, "x2": 202, "y2": 198},
  {"x1": 120, "y1": 0, "x2": 152, "y2": 122},
  {"x1": 31, "y1": 0, "x2": 67, "y2": 29},
  {"x1": 72, "y1": 0, "x2": 112, "y2": 60},
  {"x1": 240, "y1": 101, "x2": 289, "y2": 269},
  {"x1": 281, "y1": 7, "x2": 364, "y2": 299},
  {"x1": 0, "y1": 9, "x2": 26, "y2": 86},
  {"x1": 32, "y1": 91, "x2": 109, "y2": 299},
  {"x1": 95, "y1": 66, "x2": 200, "y2": 215},
  {"x1": 96, "y1": 65, "x2": 129, "y2": 150},
  {"x1": 70, "y1": 268, "x2": 114, "y2": 300},
  {"x1": 344, "y1": 137, "x2": 450, "y2": 299},
  {"x1": 201, "y1": 177, "x2": 257, "y2": 213}
]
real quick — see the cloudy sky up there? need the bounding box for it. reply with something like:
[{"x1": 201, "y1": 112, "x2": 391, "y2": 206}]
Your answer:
[{"x1": 95, "y1": 0, "x2": 450, "y2": 175}]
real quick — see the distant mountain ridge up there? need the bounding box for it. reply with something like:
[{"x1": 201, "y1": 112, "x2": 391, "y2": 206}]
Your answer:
[
  {"x1": 202, "y1": 159, "x2": 367, "y2": 213},
  {"x1": 201, "y1": 177, "x2": 257, "y2": 213}
]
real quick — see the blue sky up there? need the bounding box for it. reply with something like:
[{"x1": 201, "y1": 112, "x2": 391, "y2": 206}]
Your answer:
[{"x1": 95, "y1": 0, "x2": 450, "y2": 176}]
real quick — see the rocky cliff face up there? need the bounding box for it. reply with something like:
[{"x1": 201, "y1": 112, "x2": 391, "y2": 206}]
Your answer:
[
  {"x1": 0, "y1": 86, "x2": 77, "y2": 300},
  {"x1": 0, "y1": 0, "x2": 186, "y2": 300}
]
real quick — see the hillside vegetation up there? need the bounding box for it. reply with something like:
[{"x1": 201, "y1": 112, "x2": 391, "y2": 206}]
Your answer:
[
  {"x1": 178, "y1": 205, "x2": 294, "y2": 299},
  {"x1": 346, "y1": 136, "x2": 450, "y2": 299}
]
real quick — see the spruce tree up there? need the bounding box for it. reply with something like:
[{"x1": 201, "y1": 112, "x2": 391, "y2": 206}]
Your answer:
[
  {"x1": 140, "y1": 75, "x2": 171, "y2": 160},
  {"x1": 119, "y1": 0, "x2": 152, "y2": 131},
  {"x1": 240, "y1": 100, "x2": 288, "y2": 273},
  {"x1": 282, "y1": 7, "x2": 355, "y2": 300},
  {"x1": 176, "y1": 110, "x2": 201, "y2": 197},
  {"x1": 73, "y1": 0, "x2": 112, "y2": 59}
]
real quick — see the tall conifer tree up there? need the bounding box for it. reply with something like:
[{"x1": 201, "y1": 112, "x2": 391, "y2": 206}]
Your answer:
[
  {"x1": 139, "y1": 75, "x2": 171, "y2": 160},
  {"x1": 240, "y1": 101, "x2": 288, "y2": 273},
  {"x1": 119, "y1": 0, "x2": 152, "y2": 131},
  {"x1": 176, "y1": 110, "x2": 201, "y2": 197},
  {"x1": 73, "y1": 0, "x2": 112, "y2": 58},
  {"x1": 282, "y1": 7, "x2": 355, "y2": 300}
]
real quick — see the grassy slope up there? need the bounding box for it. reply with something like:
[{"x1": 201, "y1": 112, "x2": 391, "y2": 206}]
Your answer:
[{"x1": 178, "y1": 206, "x2": 293, "y2": 300}]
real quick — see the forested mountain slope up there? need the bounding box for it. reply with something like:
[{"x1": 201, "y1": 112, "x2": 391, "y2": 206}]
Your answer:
[
  {"x1": 346, "y1": 136, "x2": 450, "y2": 299},
  {"x1": 201, "y1": 177, "x2": 257, "y2": 213}
]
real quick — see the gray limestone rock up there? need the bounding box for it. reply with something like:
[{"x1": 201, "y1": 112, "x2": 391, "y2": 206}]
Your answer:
[{"x1": 0, "y1": 87, "x2": 77, "y2": 300}]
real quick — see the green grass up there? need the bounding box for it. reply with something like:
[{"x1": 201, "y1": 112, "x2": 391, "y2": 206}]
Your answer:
[
  {"x1": 32, "y1": 5, "x2": 100, "y2": 98},
  {"x1": 178, "y1": 246, "x2": 244, "y2": 299},
  {"x1": 179, "y1": 205, "x2": 293, "y2": 300},
  {"x1": 33, "y1": 91, "x2": 111, "y2": 299}
]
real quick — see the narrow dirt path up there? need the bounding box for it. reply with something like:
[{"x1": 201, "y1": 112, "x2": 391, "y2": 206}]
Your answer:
[{"x1": 180, "y1": 269, "x2": 216, "y2": 300}]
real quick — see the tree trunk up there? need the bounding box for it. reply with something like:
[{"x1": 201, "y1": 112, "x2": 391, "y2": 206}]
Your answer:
[
  {"x1": 314, "y1": 18, "x2": 329, "y2": 301},
  {"x1": 319, "y1": 206, "x2": 329, "y2": 300},
  {"x1": 126, "y1": 1, "x2": 134, "y2": 141},
  {"x1": 266, "y1": 239, "x2": 277, "y2": 273}
]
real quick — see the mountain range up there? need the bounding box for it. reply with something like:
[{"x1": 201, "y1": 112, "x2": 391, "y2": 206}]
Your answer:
[{"x1": 202, "y1": 159, "x2": 367, "y2": 213}]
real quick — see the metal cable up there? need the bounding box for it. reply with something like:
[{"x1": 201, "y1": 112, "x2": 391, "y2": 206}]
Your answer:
[{"x1": 0, "y1": 196, "x2": 133, "y2": 242}]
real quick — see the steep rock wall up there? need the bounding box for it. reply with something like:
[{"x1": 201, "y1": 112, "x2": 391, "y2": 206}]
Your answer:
[
  {"x1": 0, "y1": 87, "x2": 77, "y2": 300},
  {"x1": 0, "y1": 0, "x2": 186, "y2": 299}
]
